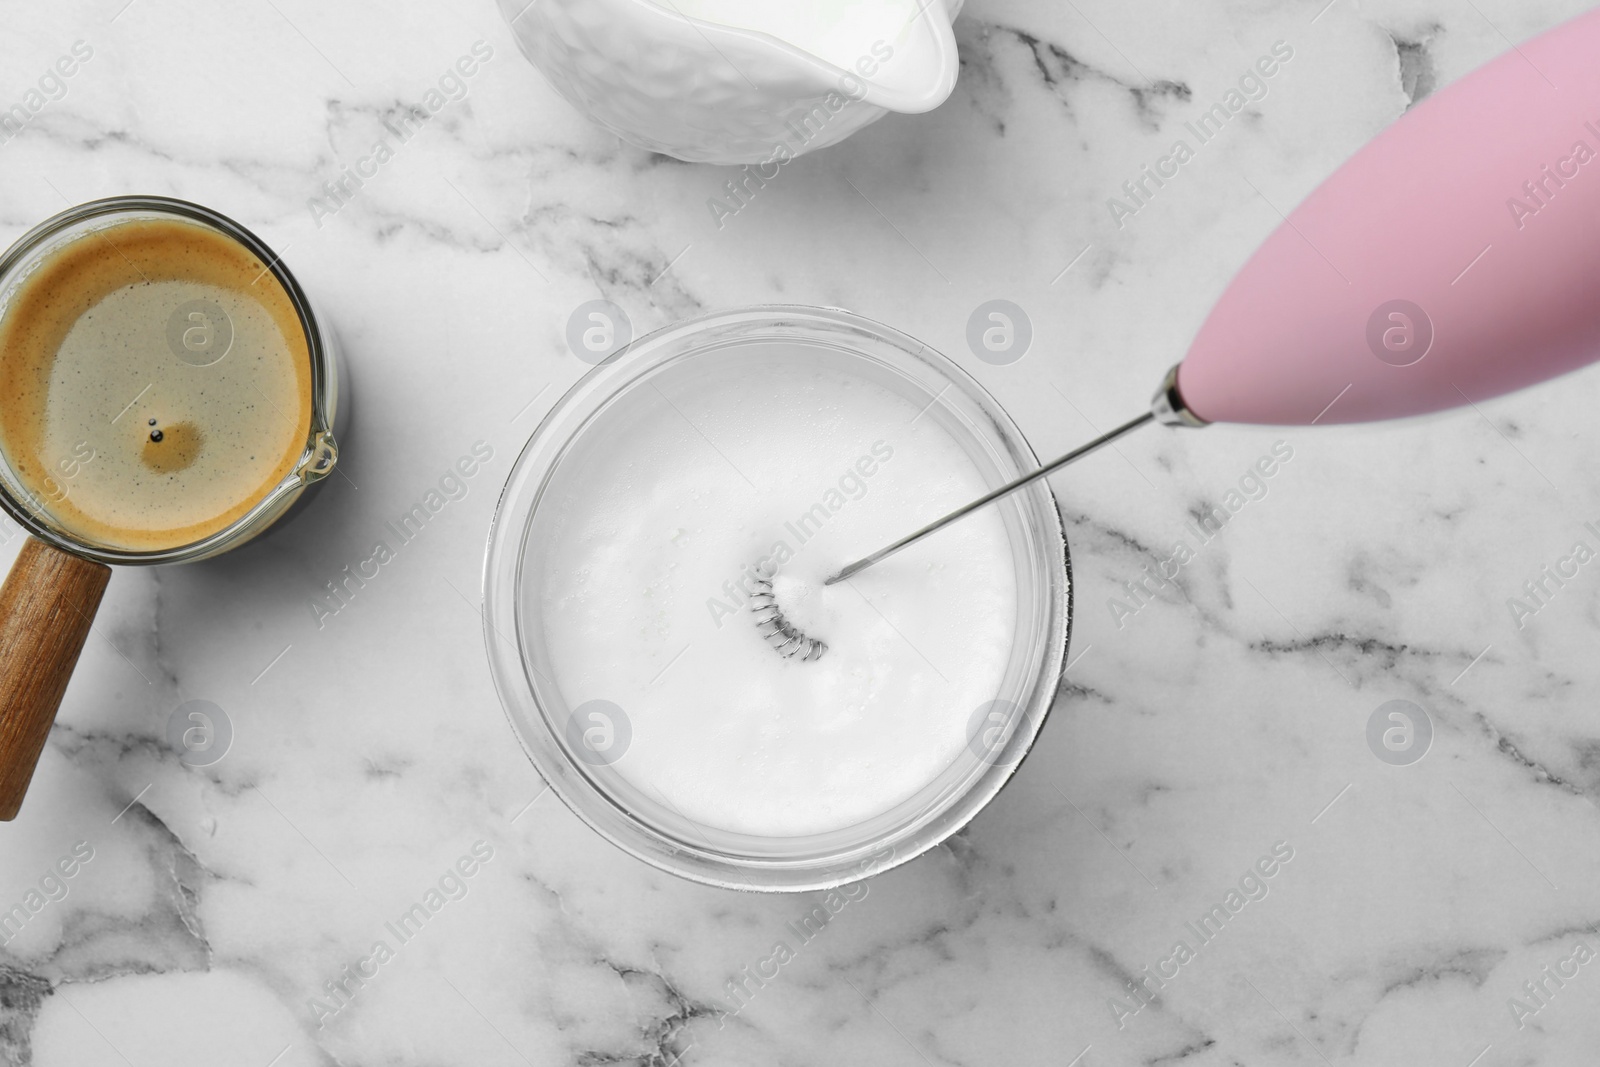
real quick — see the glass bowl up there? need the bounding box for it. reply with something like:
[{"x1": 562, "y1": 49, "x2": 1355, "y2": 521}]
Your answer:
[{"x1": 483, "y1": 306, "x2": 1069, "y2": 891}]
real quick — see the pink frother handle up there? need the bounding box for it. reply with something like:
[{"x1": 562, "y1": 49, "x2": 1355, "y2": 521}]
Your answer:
[{"x1": 1178, "y1": 7, "x2": 1600, "y2": 425}]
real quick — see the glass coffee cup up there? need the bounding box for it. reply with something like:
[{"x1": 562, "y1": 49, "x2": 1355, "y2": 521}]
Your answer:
[{"x1": 0, "y1": 196, "x2": 342, "y2": 819}]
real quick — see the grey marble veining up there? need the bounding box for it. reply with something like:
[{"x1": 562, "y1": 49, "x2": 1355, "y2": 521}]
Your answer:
[{"x1": 2, "y1": 0, "x2": 1599, "y2": 1064}]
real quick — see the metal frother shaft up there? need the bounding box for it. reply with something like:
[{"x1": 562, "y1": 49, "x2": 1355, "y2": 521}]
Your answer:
[{"x1": 825, "y1": 368, "x2": 1201, "y2": 585}]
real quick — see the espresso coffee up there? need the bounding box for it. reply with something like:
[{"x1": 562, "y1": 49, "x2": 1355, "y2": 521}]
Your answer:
[{"x1": 0, "y1": 217, "x2": 312, "y2": 551}]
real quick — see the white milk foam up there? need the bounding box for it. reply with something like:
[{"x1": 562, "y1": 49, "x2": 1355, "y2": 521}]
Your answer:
[{"x1": 532, "y1": 345, "x2": 1018, "y2": 836}]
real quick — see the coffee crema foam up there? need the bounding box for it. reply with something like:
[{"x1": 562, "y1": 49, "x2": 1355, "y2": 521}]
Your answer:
[{"x1": 0, "y1": 217, "x2": 313, "y2": 551}]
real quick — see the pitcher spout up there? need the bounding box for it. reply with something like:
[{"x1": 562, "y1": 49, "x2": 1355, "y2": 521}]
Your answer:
[{"x1": 846, "y1": 0, "x2": 961, "y2": 114}]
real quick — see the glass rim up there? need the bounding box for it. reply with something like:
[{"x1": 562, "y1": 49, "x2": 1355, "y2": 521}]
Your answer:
[
  {"x1": 483, "y1": 304, "x2": 1072, "y2": 892},
  {"x1": 0, "y1": 194, "x2": 339, "y2": 565}
]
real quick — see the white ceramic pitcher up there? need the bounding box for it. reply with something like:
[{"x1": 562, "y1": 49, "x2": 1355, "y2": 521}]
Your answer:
[{"x1": 497, "y1": 0, "x2": 964, "y2": 164}]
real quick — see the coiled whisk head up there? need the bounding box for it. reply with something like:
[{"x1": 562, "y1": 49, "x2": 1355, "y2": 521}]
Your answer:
[{"x1": 749, "y1": 561, "x2": 827, "y2": 661}]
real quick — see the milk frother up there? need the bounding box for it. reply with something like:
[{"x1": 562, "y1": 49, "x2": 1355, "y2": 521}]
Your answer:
[{"x1": 830, "y1": 6, "x2": 1600, "y2": 583}]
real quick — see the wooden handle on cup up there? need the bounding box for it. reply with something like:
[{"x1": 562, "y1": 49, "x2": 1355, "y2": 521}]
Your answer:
[{"x1": 0, "y1": 536, "x2": 110, "y2": 821}]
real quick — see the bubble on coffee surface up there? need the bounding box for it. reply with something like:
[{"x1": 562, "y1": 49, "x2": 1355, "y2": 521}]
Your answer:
[{"x1": 141, "y1": 420, "x2": 203, "y2": 474}]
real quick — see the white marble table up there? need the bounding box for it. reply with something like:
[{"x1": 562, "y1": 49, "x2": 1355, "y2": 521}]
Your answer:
[{"x1": 3, "y1": 0, "x2": 1599, "y2": 1064}]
